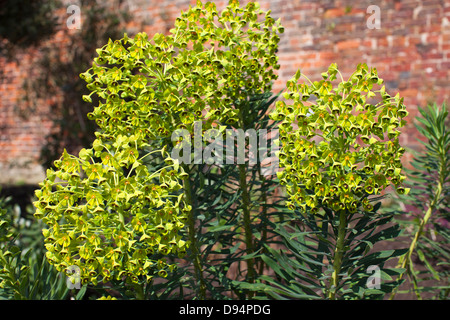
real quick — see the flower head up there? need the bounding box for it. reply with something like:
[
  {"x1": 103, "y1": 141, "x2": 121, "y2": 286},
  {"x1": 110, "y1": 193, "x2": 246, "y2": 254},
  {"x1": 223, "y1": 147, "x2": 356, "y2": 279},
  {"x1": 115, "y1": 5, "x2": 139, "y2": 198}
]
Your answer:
[{"x1": 272, "y1": 63, "x2": 408, "y2": 214}]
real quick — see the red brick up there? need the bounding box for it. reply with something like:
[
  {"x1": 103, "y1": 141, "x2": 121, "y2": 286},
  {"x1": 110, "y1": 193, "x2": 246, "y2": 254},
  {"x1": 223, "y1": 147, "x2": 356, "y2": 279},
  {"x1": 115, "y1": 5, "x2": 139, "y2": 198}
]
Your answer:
[
  {"x1": 336, "y1": 39, "x2": 361, "y2": 51},
  {"x1": 317, "y1": 51, "x2": 336, "y2": 61},
  {"x1": 323, "y1": 8, "x2": 346, "y2": 18}
]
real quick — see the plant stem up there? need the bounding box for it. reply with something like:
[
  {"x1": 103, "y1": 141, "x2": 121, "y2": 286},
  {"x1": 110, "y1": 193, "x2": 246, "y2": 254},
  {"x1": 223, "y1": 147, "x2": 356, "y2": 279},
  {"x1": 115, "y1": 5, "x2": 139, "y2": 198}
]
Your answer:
[
  {"x1": 238, "y1": 163, "x2": 255, "y2": 288},
  {"x1": 389, "y1": 179, "x2": 443, "y2": 300},
  {"x1": 258, "y1": 170, "x2": 268, "y2": 276},
  {"x1": 182, "y1": 165, "x2": 206, "y2": 300},
  {"x1": 328, "y1": 210, "x2": 347, "y2": 300},
  {"x1": 236, "y1": 107, "x2": 255, "y2": 298}
]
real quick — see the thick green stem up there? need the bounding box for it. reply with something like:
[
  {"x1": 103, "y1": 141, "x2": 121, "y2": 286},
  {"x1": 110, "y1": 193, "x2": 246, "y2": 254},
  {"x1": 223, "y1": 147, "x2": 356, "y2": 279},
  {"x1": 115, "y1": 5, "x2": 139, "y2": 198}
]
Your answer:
[
  {"x1": 236, "y1": 104, "x2": 255, "y2": 298},
  {"x1": 328, "y1": 210, "x2": 347, "y2": 300},
  {"x1": 238, "y1": 163, "x2": 255, "y2": 289},
  {"x1": 182, "y1": 165, "x2": 206, "y2": 300}
]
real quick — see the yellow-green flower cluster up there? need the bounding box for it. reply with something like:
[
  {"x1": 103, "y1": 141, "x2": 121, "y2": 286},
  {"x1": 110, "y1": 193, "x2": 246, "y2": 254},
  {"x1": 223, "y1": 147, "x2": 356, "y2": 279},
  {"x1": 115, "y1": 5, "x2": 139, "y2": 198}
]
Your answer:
[
  {"x1": 272, "y1": 63, "x2": 409, "y2": 214},
  {"x1": 82, "y1": 0, "x2": 282, "y2": 142},
  {"x1": 34, "y1": 140, "x2": 189, "y2": 285},
  {"x1": 173, "y1": 0, "x2": 282, "y2": 124}
]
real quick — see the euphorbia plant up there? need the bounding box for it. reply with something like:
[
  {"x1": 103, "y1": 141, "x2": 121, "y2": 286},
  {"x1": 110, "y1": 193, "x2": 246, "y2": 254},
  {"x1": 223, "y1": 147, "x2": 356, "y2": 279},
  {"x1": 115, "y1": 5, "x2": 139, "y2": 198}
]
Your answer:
[
  {"x1": 269, "y1": 63, "x2": 410, "y2": 299},
  {"x1": 31, "y1": 0, "x2": 416, "y2": 300},
  {"x1": 34, "y1": 0, "x2": 283, "y2": 299}
]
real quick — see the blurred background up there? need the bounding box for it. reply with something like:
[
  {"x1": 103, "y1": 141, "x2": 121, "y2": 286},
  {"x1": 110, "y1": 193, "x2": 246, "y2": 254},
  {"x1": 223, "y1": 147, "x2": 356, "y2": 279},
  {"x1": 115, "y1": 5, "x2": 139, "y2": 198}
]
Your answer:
[{"x1": 0, "y1": 0, "x2": 448, "y2": 218}]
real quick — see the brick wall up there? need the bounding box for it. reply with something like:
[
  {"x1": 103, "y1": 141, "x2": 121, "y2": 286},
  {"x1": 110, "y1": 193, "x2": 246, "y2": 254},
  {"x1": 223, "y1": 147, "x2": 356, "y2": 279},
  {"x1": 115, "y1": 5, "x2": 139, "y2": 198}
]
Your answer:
[{"x1": 1, "y1": 0, "x2": 449, "y2": 184}]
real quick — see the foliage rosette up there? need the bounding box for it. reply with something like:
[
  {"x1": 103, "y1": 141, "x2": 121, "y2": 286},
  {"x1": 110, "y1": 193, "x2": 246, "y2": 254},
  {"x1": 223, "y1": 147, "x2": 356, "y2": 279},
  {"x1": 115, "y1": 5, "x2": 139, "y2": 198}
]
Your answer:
[
  {"x1": 272, "y1": 63, "x2": 409, "y2": 214},
  {"x1": 33, "y1": 140, "x2": 190, "y2": 286}
]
